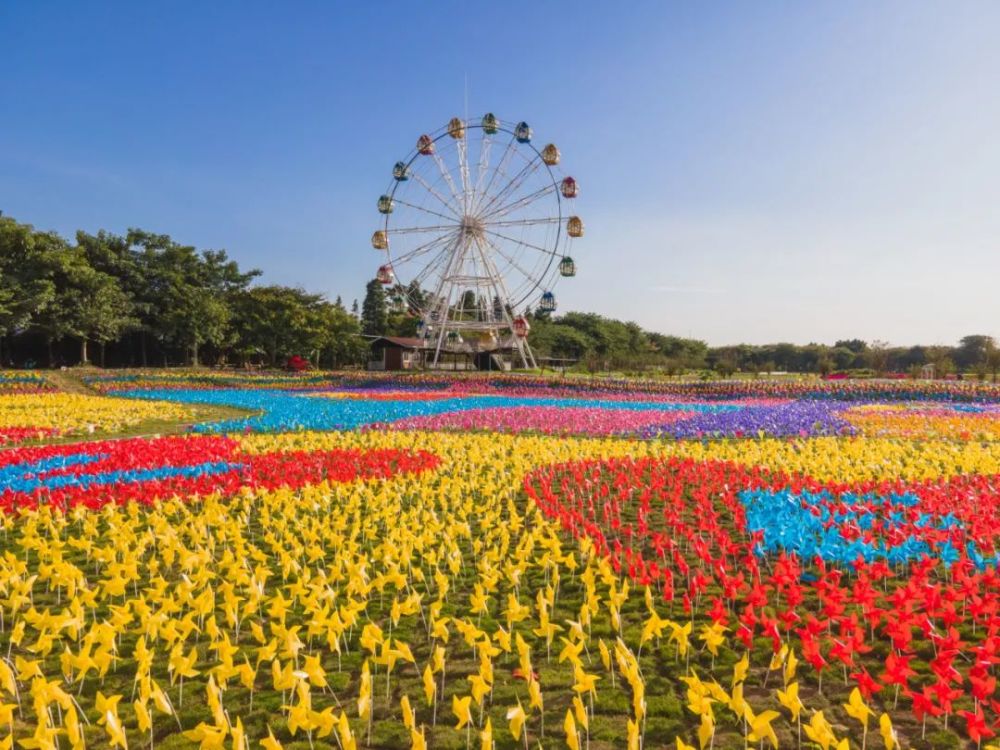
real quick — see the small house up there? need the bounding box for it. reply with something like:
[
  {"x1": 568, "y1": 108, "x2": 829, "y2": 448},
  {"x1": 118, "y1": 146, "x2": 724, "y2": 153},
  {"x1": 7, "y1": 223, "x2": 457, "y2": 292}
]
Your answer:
[{"x1": 366, "y1": 336, "x2": 424, "y2": 371}]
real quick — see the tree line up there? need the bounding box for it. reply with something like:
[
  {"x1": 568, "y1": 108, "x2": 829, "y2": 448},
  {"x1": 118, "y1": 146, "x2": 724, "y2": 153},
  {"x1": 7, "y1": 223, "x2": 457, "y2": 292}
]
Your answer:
[
  {"x1": 4, "y1": 211, "x2": 997, "y2": 376},
  {"x1": 527, "y1": 313, "x2": 1000, "y2": 379},
  {"x1": 703, "y1": 336, "x2": 1000, "y2": 379},
  {"x1": 0, "y1": 214, "x2": 366, "y2": 368}
]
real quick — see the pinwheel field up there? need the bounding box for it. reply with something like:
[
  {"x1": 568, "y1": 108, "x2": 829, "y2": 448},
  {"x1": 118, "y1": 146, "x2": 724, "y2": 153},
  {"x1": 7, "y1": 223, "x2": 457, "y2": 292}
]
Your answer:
[{"x1": 6, "y1": 371, "x2": 1000, "y2": 749}]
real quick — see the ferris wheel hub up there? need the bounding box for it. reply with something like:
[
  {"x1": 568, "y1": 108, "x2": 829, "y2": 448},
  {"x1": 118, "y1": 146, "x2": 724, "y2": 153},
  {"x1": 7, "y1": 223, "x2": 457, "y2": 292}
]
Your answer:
[{"x1": 459, "y1": 215, "x2": 485, "y2": 241}]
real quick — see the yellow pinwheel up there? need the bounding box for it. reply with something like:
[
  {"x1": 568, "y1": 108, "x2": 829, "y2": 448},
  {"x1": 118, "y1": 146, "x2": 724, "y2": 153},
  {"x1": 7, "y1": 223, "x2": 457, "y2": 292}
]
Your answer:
[
  {"x1": 480, "y1": 717, "x2": 493, "y2": 750},
  {"x1": 506, "y1": 700, "x2": 527, "y2": 742},
  {"x1": 697, "y1": 711, "x2": 715, "y2": 750},
  {"x1": 564, "y1": 709, "x2": 580, "y2": 750},
  {"x1": 732, "y1": 651, "x2": 749, "y2": 686},
  {"x1": 747, "y1": 709, "x2": 780, "y2": 749},
  {"x1": 880, "y1": 713, "x2": 897, "y2": 750},
  {"x1": 804, "y1": 711, "x2": 838, "y2": 750},
  {"x1": 453, "y1": 693, "x2": 473, "y2": 730},
  {"x1": 777, "y1": 681, "x2": 803, "y2": 721}
]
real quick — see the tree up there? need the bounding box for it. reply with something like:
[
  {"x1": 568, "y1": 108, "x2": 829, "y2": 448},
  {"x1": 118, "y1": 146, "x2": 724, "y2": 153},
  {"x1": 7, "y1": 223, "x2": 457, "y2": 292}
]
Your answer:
[
  {"x1": 956, "y1": 335, "x2": 995, "y2": 371},
  {"x1": 0, "y1": 217, "x2": 56, "y2": 363},
  {"x1": 149, "y1": 243, "x2": 225, "y2": 366},
  {"x1": 232, "y1": 286, "x2": 328, "y2": 366},
  {"x1": 927, "y1": 346, "x2": 955, "y2": 378},
  {"x1": 867, "y1": 340, "x2": 890, "y2": 375},
  {"x1": 987, "y1": 344, "x2": 1000, "y2": 383},
  {"x1": 817, "y1": 353, "x2": 834, "y2": 376},
  {"x1": 530, "y1": 322, "x2": 590, "y2": 362},
  {"x1": 360, "y1": 279, "x2": 388, "y2": 336},
  {"x1": 772, "y1": 343, "x2": 799, "y2": 371},
  {"x1": 714, "y1": 351, "x2": 738, "y2": 378},
  {"x1": 130, "y1": 237, "x2": 257, "y2": 366},
  {"x1": 73, "y1": 269, "x2": 135, "y2": 364},
  {"x1": 386, "y1": 311, "x2": 419, "y2": 338},
  {"x1": 76, "y1": 229, "x2": 144, "y2": 365},
  {"x1": 320, "y1": 302, "x2": 367, "y2": 368},
  {"x1": 830, "y1": 346, "x2": 856, "y2": 371},
  {"x1": 835, "y1": 339, "x2": 868, "y2": 354},
  {"x1": 31, "y1": 244, "x2": 134, "y2": 366}
]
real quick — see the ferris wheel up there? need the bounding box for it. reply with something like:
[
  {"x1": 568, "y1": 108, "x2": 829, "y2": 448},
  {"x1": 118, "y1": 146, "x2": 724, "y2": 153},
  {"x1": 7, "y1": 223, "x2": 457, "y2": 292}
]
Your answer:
[{"x1": 371, "y1": 114, "x2": 583, "y2": 369}]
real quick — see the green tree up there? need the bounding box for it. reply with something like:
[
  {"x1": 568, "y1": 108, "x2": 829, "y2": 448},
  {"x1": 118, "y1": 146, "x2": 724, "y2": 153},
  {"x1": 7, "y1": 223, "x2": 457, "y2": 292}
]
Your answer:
[
  {"x1": 231, "y1": 286, "x2": 329, "y2": 367},
  {"x1": 927, "y1": 346, "x2": 955, "y2": 378},
  {"x1": 987, "y1": 344, "x2": 1000, "y2": 383},
  {"x1": 361, "y1": 279, "x2": 388, "y2": 336},
  {"x1": 320, "y1": 302, "x2": 367, "y2": 368},
  {"x1": 129, "y1": 236, "x2": 257, "y2": 366},
  {"x1": 76, "y1": 229, "x2": 145, "y2": 365},
  {"x1": 830, "y1": 346, "x2": 856, "y2": 371},
  {"x1": 0, "y1": 217, "x2": 56, "y2": 363},
  {"x1": 835, "y1": 339, "x2": 868, "y2": 354},
  {"x1": 956, "y1": 335, "x2": 995, "y2": 371},
  {"x1": 74, "y1": 272, "x2": 135, "y2": 365},
  {"x1": 30, "y1": 242, "x2": 134, "y2": 365},
  {"x1": 867, "y1": 340, "x2": 891, "y2": 375},
  {"x1": 714, "y1": 351, "x2": 738, "y2": 378}
]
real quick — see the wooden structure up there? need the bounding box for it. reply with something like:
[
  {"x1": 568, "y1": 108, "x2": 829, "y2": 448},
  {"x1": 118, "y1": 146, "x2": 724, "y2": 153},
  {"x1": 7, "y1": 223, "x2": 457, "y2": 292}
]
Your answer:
[
  {"x1": 366, "y1": 337, "x2": 424, "y2": 371},
  {"x1": 365, "y1": 335, "x2": 519, "y2": 371}
]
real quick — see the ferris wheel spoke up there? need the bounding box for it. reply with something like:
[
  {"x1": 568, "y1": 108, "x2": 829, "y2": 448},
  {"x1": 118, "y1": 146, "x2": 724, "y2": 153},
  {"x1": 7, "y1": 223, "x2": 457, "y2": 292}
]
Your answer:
[
  {"x1": 472, "y1": 236, "x2": 517, "y2": 315},
  {"x1": 474, "y1": 132, "x2": 493, "y2": 202},
  {"x1": 476, "y1": 154, "x2": 544, "y2": 217},
  {"x1": 409, "y1": 247, "x2": 455, "y2": 298},
  {"x1": 392, "y1": 198, "x2": 460, "y2": 224},
  {"x1": 430, "y1": 152, "x2": 465, "y2": 213},
  {"x1": 457, "y1": 136, "x2": 472, "y2": 214},
  {"x1": 480, "y1": 234, "x2": 546, "y2": 288},
  {"x1": 408, "y1": 172, "x2": 463, "y2": 218},
  {"x1": 482, "y1": 228, "x2": 559, "y2": 258},
  {"x1": 391, "y1": 232, "x2": 458, "y2": 266},
  {"x1": 481, "y1": 216, "x2": 561, "y2": 229},
  {"x1": 481, "y1": 183, "x2": 557, "y2": 222},
  {"x1": 473, "y1": 134, "x2": 517, "y2": 214},
  {"x1": 386, "y1": 223, "x2": 459, "y2": 235},
  {"x1": 413, "y1": 234, "x2": 460, "y2": 280}
]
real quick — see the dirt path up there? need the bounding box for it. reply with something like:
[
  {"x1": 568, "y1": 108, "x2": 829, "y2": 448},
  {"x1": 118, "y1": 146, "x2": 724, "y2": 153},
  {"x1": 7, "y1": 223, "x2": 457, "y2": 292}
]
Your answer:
[{"x1": 44, "y1": 369, "x2": 100, "y2": 395}]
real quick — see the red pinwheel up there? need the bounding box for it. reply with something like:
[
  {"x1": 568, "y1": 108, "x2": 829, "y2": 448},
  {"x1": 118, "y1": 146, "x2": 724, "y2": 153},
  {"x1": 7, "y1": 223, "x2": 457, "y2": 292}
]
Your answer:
[
  {"x1": 881, "y1": 652, "x2": 917, "y2": 692},
  {"x1": 962, "y1": 707, "x2": 995, "y2": 744}
]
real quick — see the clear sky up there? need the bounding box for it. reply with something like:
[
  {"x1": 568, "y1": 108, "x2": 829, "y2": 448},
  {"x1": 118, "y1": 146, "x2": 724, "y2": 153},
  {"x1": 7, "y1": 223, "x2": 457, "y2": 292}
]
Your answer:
[{"x1": 2, "y1": 1, "x2": 999, "y2": 346}]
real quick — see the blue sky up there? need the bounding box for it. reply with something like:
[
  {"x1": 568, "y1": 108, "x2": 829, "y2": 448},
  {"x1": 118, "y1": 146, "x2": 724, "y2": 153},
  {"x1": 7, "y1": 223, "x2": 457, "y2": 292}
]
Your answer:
[{"x1": 2, "y1": 1, "x2": 998, "y2": 345}]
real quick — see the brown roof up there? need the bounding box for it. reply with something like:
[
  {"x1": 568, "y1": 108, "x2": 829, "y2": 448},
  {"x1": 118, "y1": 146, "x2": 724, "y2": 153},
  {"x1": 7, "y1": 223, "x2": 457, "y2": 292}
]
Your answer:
[{"x1": 369, "y1": 336, "x2": 425, "y2": 349}]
